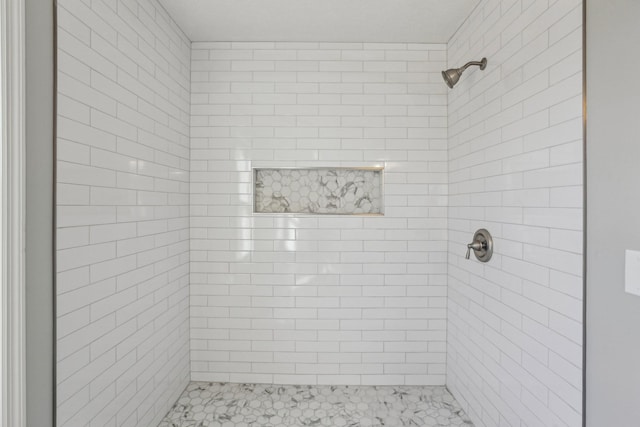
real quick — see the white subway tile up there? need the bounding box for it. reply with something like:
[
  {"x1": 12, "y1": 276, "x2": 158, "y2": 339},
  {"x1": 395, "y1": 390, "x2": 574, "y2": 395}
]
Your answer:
[
  {"x1": 447, "y1": 1, "x2": 582, "y2": 425},
  {"x1": 59, "y1": 7, "x2": 582, "y2": 421},
  {"x1": 57, "y1": 2, "x2": 191, "y2": 425}
]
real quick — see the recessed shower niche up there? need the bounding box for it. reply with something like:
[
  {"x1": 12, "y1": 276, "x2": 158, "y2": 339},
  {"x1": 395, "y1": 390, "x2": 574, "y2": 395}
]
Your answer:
[{"x1": 253, "y1": 167, "x2": 384, "y2": 215}]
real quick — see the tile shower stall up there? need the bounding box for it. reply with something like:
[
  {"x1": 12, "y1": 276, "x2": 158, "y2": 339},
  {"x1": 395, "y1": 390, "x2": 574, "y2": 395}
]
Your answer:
[{"x1": 55, "y1": 0, "x2": 583, "y2": 426}]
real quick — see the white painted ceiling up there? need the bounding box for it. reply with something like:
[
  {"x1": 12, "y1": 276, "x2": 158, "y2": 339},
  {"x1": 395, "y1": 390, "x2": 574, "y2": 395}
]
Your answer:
[{"x1": 158, "y1": 0, "x2": 479, "y2": 43}]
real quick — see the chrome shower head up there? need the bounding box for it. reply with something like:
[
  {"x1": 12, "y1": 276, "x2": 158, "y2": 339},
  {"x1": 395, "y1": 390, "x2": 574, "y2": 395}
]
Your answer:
[{"x1": 442, "y1": 57, "x2": 487, "y2": 88}]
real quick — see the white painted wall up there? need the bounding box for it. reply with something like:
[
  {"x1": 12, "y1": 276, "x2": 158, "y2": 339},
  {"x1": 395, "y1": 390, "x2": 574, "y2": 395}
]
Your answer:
[
  {"x1": 158, "y1": 0, "x2": 479, "y2": 43},
  {"x1": 586, "y1": 0, "x2": 640, "y2": 425},
  {"x1": 189, "y1": 42, "x2": 450, "y2": 385},
  {"x1": 446, "y1": 0, "x2": 583, "y2": 426},
  {"x1": 55, "y1": 0, "x2": 191, "y2": 425}
]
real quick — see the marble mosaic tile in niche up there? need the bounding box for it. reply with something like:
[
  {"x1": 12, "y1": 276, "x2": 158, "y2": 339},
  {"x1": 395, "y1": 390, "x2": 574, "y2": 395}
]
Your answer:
[{"x1": 254, "y1": 168, "x2": 383, "y2": 215}]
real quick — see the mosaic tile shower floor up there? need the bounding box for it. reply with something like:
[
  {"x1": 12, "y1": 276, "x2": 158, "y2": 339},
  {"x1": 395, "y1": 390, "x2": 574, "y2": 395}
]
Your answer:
[{"x1": 158, "y1": 382, "x2": 474, "y2": 427}]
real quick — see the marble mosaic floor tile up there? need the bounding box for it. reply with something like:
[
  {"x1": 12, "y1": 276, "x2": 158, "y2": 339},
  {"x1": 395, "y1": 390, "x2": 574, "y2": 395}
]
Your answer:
[{"x1": 158, "y1": 382, "x2": 473, "y2": 427}]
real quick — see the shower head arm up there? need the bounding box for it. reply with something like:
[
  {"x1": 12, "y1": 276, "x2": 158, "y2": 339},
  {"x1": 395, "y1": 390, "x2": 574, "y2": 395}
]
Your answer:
[{"x1": 459, "y1": 57, "x2": 488, "y2": 73}]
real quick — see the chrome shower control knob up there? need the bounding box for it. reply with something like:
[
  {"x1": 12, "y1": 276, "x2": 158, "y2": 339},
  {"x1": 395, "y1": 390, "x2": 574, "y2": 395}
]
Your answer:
[{"x1": 465, "y1": 229, "x2": 493, "y2": 262}]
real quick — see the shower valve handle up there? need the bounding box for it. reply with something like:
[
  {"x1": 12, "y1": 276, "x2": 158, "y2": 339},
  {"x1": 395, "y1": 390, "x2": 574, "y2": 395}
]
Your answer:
[
  {"x1": 465, "y1": 241, "x2": 484, "y2": 259},
  {"x1": 464, "y1": 229, "x2": 494, "y2": 262}
]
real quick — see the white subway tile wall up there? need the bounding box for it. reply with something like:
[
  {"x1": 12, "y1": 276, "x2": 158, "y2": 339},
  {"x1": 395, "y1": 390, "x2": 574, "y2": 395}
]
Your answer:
[
  {"x1": 190, "y1": 42, "x2": 449, "y2": 385},
  {"x1": 56, "y1": 0, "x2": 586, "y2": 424},
  {"x1": 446, "y1": 1, "x2": 583, "y2": 426},
  {"x1": 56, "y1": 0, "x2": 191, "y2": 426}
]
